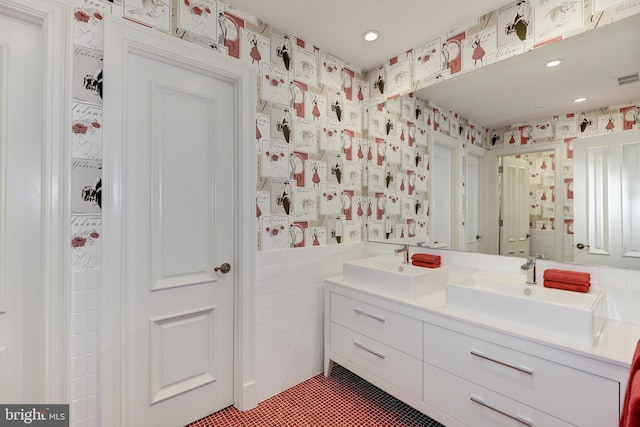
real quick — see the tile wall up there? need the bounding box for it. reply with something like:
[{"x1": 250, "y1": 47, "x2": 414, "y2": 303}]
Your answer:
[
  {"x1": 70, "y1": 270, "x2": 101, "y2": 427},
  {"x1": 255, "y1": 243, "x2": 364, "y2": 401}
]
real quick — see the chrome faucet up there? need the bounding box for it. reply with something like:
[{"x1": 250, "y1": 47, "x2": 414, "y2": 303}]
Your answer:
[
  {"x1": 394, "y1": 244, "x2": 410, "y2": 264},
  {"x1": 520, "y1": 257, "x2": 537, "y2": 284}
]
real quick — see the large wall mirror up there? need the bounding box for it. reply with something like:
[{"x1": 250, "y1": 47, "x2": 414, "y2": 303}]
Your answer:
[{"x1": 366, "y1": 14, "x2": 640, "y2": 270}]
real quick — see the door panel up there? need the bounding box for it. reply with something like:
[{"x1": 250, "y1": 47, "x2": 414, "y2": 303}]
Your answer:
[
  {"x1": 115, "y1": 26, "x2": 235, "y2": 427},
  {"x1": 149, "y1": 84, "x2": 218, "y2": 291}
]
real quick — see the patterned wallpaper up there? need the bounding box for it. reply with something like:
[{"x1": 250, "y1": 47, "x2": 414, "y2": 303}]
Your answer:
[
  {"x1": 360, "y1": 0, "x2": 640, "y2": 245},
  {"x1": 69, "y1": 0, "x2": 640, "y2": 259}
]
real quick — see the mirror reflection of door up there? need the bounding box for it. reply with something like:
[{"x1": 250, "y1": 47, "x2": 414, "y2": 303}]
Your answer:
[
  {"x1": 499, "y1": 156, "x2": 530, "y2": 257},
  {"x1": 500, "y1": 150, "x2": 560, "y2": 260},
  {"x1": 431, "y1": 143, "x2": 454, "y2": 248},
  {"x1": 573, "y1": 131, "x2": 640, "y2": 269}
]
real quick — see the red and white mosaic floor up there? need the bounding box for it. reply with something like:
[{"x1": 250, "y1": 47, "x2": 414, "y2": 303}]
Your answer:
[{"x1": 187, "y1": 364, "x2": 445, "y2": 427}]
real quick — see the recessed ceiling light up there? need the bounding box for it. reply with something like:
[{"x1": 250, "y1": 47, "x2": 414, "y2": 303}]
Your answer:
[
  {"x1": 363, "y1": 30, "x2": 379, "y2": 42},
  {"x1": 545, "y1": 59, "x2": 562, "y2": 67},
  {"x1": 574, "y1": 97, "x2": 586, "y2": 103}
]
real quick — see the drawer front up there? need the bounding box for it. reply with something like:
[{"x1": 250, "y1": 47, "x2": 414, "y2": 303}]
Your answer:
[
  {"x1": 424, "y1": 363, "x2": 573, "y2": 427},
  {"x1": 331, "y1": 292, "x2": 423, "y2": 359},
  {"x1": 331, "y1": 322, "x2": 422, "y2": 399},
  {"x1": 424, "y1": 323, "x2": 618, "y2": 426}
]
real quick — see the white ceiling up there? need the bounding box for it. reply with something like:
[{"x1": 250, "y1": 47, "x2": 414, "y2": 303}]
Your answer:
[
  {"x1": 224, "y1": 0, "x2": 510, "y2": 71},
  {"x1": 225, "y1": 0, "x2": 640, "y2": 128}
]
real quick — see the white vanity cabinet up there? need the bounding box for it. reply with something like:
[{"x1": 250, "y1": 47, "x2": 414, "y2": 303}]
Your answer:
[
  {"x1": 327, "y1": 293, "x2": 424, "y2": 400},
  {"x1": 423, "y1": 322, "x2": 618, "y2": 426},
  {"x1": 325, "y1": 281, "x2": 627, "y2": 427}
]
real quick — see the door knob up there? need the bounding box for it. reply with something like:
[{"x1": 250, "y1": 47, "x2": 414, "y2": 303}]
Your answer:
[
  {"x1": 576, "y1": 243, "x2": 590, "y2": 249},
  {"x1": 214, "y1": 263, "x2": 231, "y2": 273}
]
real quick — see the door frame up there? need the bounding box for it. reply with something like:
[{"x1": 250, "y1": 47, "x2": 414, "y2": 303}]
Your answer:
[
  {"x1": 0, "y1": 0, "x2": 71, "y2": 403},
  {"x1": 101, "y1": 17, "x2": 257, "y2": 426},
  {"x1": 482, "y1": 142, "x2": 564, "y2": 259}
]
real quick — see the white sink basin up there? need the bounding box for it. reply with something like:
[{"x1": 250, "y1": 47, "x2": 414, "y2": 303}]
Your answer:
[
  {"x1": 342, "y1": 255, "x2": 448, "y2": 298},
  {"x1": 446, "y1": 272, "x2": 607, "y2": 346}
]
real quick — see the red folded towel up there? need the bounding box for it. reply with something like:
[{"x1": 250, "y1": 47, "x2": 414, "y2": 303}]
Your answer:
[
  {"x1": 621, "y1": 370, "x2": 640, "y2": 427},
  {"x1": 543, "y1": 280, "x2": 590, "y2": 293},
  {"x1": 411, "y1": 253, "x2": 441, "y2": 263},
  {"x1": 411, "y1": 260, "x2": 441, "y2": 268},
  {"x1": 621, "y1": 340, "x2": 640, "y2": 427},
  {"x1": 543, "y1": 269, "x2": 590, "y2": 286}
]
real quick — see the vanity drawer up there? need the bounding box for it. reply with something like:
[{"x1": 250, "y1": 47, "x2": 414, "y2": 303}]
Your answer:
[
  {"x1": 424, "y1": 363, "x2": 573, "y2": 427},
  {"x1": 331, "y1": 322, "x2": 423, "y2": 399},
  {"x1": 424, "y1": 323, "x2": 619, "y2": 426},
  {"x1": 330, "y1": 292, "x2": 423, "y2": 359}
]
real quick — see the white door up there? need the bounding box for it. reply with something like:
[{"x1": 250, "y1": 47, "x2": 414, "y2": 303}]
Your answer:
[
  {"x1": 106, "y1": 21, "x2": 235, "y2": 427},
  {"x1": 573, "y1": 131, "x2": 640, "y2": 269},
  {"x1": 465, "y1": 146, "x2": 484, "y2": 252},
  {"x1": 0, "y1": 8, "x2": 46, "y2": 403},
  {"x1": 431, "y1": 143, "x2": 453, "y2": 248},
  {"x1": 500, "y1": 156, "x2": 530, "y2": 258}
]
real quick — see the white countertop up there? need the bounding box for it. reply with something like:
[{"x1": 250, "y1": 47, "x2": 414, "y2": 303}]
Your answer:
[{"x1": 326, "y1": 275, "x2": 640, "y2": 369}]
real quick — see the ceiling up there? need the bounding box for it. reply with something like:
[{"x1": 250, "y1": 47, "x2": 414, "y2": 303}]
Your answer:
[
  {"x1": 224, "y1": 0, "x2": 510, "y2": 71},
  {"x1": 225, "y1": 0, "x2": 640, "y2": 128}
]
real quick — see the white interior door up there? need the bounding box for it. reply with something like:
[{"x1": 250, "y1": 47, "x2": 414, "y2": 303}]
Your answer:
[
  {"x1": 500, "y1": 156, "x2": 530, "y2": 258},
  {"x1": 106, "y1": 20, "x2": 236, "y2": 427},
  {"x1": 573, "y1": 131, "x2": 640, "y2": 269},
  {"x1": 0, "y1": 7, "x2": 45, "y2": 403},
  {"x1": 465, "y1": 146, "x2": 484, "y2": 252},
  {"x1": 431, "y1": 143, "x2": 453, "y2": 248}
]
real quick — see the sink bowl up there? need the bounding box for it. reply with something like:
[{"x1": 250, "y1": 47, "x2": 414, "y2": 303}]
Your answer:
[
  {"x1": 342, "y1": 255, "x2": 448, "y2": 298},
  {"x1": 446, "y1": 272, "x2": 607, "y2": 346}
]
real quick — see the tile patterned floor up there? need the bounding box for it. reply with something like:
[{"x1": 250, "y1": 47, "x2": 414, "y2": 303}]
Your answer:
[{"x1": 187, "y1": 364, "x2": 445, "y2": 427}]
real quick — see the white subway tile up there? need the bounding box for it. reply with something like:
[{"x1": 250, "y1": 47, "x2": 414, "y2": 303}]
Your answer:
[
  {"x1": 86, "y1": 373, "x2": 99, "y2": 396},
  {"x1": 71, "y1": 290, "x2": 87, "y2": 314},
  {"x1": 70, "y1": 397, "x2": 86, "y2": 422},
  {"x1": 86, "y1": 331, "x2": 99, "y2": 353},
  {"x1": 85, "y1": 352, "x2": 99, "y2": 374},
  {"x1": 71, "y1": 333, "x2": 86, "y2": 357},
  {"x1": 86, "y1": 415, "x2": 100, "y2": 427},
  {"x1": 85, "y1": 310, "x2": 99, "y2": 332},
  {"x1": 72, "y1": 377, "x2": 86, "y2": 401},
  {"x1": 71, "y1": 313, "x2": 87, "y2": 335},
  {"x1": 71, "y1": 355, "x2": 86, "y2": 379}
]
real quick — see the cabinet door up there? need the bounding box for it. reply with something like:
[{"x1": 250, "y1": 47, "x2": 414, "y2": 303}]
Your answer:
[
  {"x1": 331, "y1": 323, "x2": 423, "y2": 399},
  {"x1": 330, "y1": 293, "x2": 423, "y2": 358},
  {"x1": 424, "y1": 363, "x2": 574, "y2": 427},
  {"x1": 424, "y1": 323, "x2": 619, "y2": 426},
  {"x1": 573, "y1": 130, "x2": 640, "y2": 268}
]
